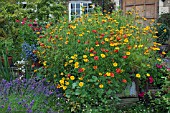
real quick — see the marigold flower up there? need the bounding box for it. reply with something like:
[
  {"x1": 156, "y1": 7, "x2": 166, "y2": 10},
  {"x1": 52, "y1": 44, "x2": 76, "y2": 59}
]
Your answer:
[
  {"x1": 83, "y1": 55, "x2": 87, "y2": 58},
  {"x1": 59, "y1": 80, "x2": 64, "y2": 84},
  {"x1": 93, "y1": 66, "x2": 98, "y2": 70},
  {"x1": 99, "y1": 84, "x2": 104, "y2": 88},
  {"x1": 90, "y1": 53, "x2": 94, "y2": 56},
  {"x1": 113, "y1": 62, "x2": 118, "y2": 67},
  {"x1": 79, "y1": 82, "x2": 84, "y2": 87},
  {"x1": 79, "y1": 77, "x2": 83, "y2": 80},
  {"x1": 122, "y1": 79, "x2": 127, "y2": 83},
  {"x1": 99, "y1": 73, "x2": 102, "y2": 76},
  {"x1": 136, "y1": 73, "x2": 141, "y2": 78},
  {"x1": 74, "y1": 62, "x2": 79, "y2": 68},
  {"x1": 83, "y1": 59, "x2": 89, "y2": 62},
  {"x1": 101, "y1": 54, "x2": 106, "y2": 58},
  {"x1": 106, "y1": 72, "x2": 111, "y2": 76},
  {"x1": 126, "y1": 52, "x2": 131, "y2": 55},
  {"x1": 70, "y1": 76, "x2": 75, "y2": 80},
  {"x1": 162, "y1": 51, "x2": 166, "y2": 55},
  {"x1": 116, "y1": 68, "x2": 121, "y2": 74},
  {"x1": 65, "y1": 81, "x2": 69, "y2": 85},
  {"x1": 146, "y1": 73, "x2": 150, "y2": 77},
  {"x1": 54, "y1": 74, "x2": 57, "y2": 78},
  {"x1": 69, "y1": 60, "x2": 73, "y2": 63},
  {"x1": 94, "y1": 56, "x2": 99, "y2": 60},
  {"x1": 62, "y1": 86, "x2": 67, "y2": 90}
]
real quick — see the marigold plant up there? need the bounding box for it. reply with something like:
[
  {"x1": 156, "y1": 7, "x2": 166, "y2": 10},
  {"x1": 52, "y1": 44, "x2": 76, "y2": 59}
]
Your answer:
[{"x1": 35, "y1": 10, "x2": 162, "y2": 112}]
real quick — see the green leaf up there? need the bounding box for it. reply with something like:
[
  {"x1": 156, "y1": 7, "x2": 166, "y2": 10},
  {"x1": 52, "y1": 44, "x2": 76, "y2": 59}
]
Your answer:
[
  {"x1": 72, "y1": 82, "x2": 77, "y2": 89},
  {"x1": 75, "y1": 89, "x2": 81, "y2": 95}
]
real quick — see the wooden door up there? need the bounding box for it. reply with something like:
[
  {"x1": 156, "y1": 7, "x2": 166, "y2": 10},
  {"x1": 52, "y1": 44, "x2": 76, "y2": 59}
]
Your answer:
[{"x1": 122, "y1": 0, "x2": 159, "y2": 25}]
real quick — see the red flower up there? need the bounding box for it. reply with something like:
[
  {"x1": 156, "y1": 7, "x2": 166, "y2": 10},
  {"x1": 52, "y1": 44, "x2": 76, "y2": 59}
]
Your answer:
[
  {"x1": 78, "y1": 68, "x2": 84, "y2": 73},
  {"x1": 101, "y1": 33, "x2": 105, "y2": 37},
  {"x1": 148, "y1": 76, "x2": 154, "y2": 84},
  {"x1": 93, "y1": 51, "x2": 97, "y2": 54},
  {"x1": 123, "y1": 34, "x2": 127, "y2": 38},
  {"x1": 105, "y1": 49, "x2": 109, "y2": 52},
  {"x1": 110, "y1": 72, "x2": 114, "y2": 77},
  {"x1": 15, "y1": 19, "x2": 20, "y2": 23},
  {"x1": 93, "y1": 66, "x2": 98, "y2": 70},
  {"x1": 114, "y1": 49, "x2": 119, "y2": 53},
  {"x1": 101, "y1": 41, "x2": 105, "y2": 45},
  {"x1": 156, "y1": 64, "x2": 162, "y2": 68},
  {"x1": 77, "y1": 40, "x2": 80, "y2": 43},
  {"x1": 116, "y1": 36, "x2": 121, "y2": 41},
  {"x1": 95, "y1": 41, "x2": 99, "y2": 45},
  {"x1": 94, "y1": 56, "x2": 99, "y2": 60},
  {"x1": 67, "y1": 74, "x2": 71, "y2": 78},
  {"x1": 138, "y1": 92, "x2": 145, "y2": 98},
  {"x1": 92, "y1": 30, "x2": 97, "y2": 33},
  {"x1": 122, "y1": 55, "x2": 128, "y2": 59},
  {"x1": 116, "y1": 68, "x2": 121, "y2": 74},
  {"x1": 108, "y1": 80, "x2": 111, "y2": 84},
  {"x1": 122, "y1": 79, "x2": 127, "y2": 83}
]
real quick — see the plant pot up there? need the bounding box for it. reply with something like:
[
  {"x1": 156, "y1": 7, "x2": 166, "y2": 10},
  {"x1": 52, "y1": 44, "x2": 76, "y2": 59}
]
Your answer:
[{"x1": 1, "y1": 56, "x2": 13, "y2": 66}]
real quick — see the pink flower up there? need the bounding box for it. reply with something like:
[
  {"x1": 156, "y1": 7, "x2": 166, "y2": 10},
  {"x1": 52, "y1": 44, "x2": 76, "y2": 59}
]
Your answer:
[
  {"x1": 156, "y1": 64, "x2": 162, "y2": 68},
  {"x1": 94, "y1": 56, "x2": 99, "y2": 61},
  {"x1": 148, "y1": 76, "x2": 154, "y2": 84},
  {"x1": 15, "y1": 19, "x2": 20, "y2": 23},
  {"x1": 138, "y1": 92, "x2": 145, "y2": 98}
]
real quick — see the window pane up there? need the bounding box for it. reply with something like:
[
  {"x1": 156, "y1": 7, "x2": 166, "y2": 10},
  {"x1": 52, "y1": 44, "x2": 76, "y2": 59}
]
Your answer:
[
  {"x1": 76, "y1": 3, "x2": 80, "y2": 8},
  {"x1": 83, "y1": 3, "x2": 87, "y2": 7},
  {"x1": 76, "y1": 9, "x2": 80, "y2": 15},
  {"x1": 71, "y1": 3, "x2": 75, "y2": 9}
]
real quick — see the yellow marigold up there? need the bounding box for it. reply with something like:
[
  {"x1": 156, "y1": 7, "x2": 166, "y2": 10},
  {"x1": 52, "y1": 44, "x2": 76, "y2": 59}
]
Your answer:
[
  {"x1": 59, "y1": 79, "x2": 64, "y2": 84},
  {"x1": 163, "y1": 29, "x2": 167, "y2": 32},
  {"x1": 99, "y1": 84, "x2": 104, "y2": 88},
  {"x1": 74, "y1": 62, "x2": 79, "y2": 68},
  {"x1": 146, "y1": 73, "x2": 150, "y2": 77},
  {"x1": 62, "y1": 86, "x2": 67, "y2": 90},
  {"x1": 83, "y1": 59, "x2": 89, "y2": 62},
  {"x1": 90, "y1": 53, "x2": 94, "y2": 56},
  {"x1": 136, "y1": 73, "x2": 141, "y2": 78},
  {"x1": 124, "y1": 38, "x2": 128, "y2": 43},
  {"x1": 65, "y1": 81, "x2": 69, "y2": 85},
  {"x1": 115, "y1": 47, "x2": 119, "y2": 50},
  {"x1": 113, "y1": 62, "x2": 118, "y2": 67},
  {"x1": 138, "y1": 45, "x2": 143, "y2": 48},
  {"x1": 79, "y1": 82, "x2": 84, "y2": 87},
  {"x1": 69, "y1": 60, "x2": 73, "y2": 63},
  {"x1": 54, "y1": 74, "x2": 57, "y2": 78},
  {"x1": 70, "y1": 76, "x2": 75, "y2": 80},
  {"x1": 79, "y1": 34, "x2": 83, "y2": 37},
  {"x1": 126, "y1": 52, "x2": 131, "y2": 55},
  {"x1": 106, "y1": 72, "x2": 111, "y2": 76},
  {"x1": 99, "y1": 73, "x2": 102, "y2": 76},
  {"x1": 101, "y1": 54, "x2": 106, "y2": 58},
  {"x1": 157, "y1": 58, "x2": 162, "y2": 61},
  {"x1": 60, "y1": 72, "x2": 64, "y2": 75},
  {"x1": 105, "y1": 38, "x2": 109, "y2": 42},
  {"x1": 162, "y1": 51, "x2": 166, "y2": 55},
  {"x1": 79, "y1": 77, "x2": 83, "y2": 80},
  {"x1": 43, "y1": 61, "x2": 47, "y2": 66},
  {"x1": 34, "y1": 70, "x2": 37, "y2": 73},
  {"x1": 83, "y1": 55, "x2": 87, "y2": 59}
]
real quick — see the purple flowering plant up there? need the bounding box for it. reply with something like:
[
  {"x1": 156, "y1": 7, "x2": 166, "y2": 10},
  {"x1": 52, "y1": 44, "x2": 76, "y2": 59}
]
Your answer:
[{"x1": 0, "y1": 77, "x2": 65, "y2": 113}]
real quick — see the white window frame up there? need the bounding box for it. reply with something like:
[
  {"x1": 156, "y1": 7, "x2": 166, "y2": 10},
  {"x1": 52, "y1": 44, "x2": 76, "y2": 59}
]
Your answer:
[{"x1": 69, "y1": 1, "x2": 93, "y2": 21}]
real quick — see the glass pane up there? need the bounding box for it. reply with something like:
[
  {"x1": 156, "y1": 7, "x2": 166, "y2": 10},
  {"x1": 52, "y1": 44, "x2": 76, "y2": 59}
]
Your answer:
[
  {"x1": 71, "y1": 3, "x2": 75, "y2": 9},
  {"x1": 83, "y1": 3, "x2": 87, "y2": 7},
  {"x1": 76, "y1": 9, "x2": 80, "y2": 15},
  {"x1": 76, "y1": 3, "x2": 80, "y2": 8},
  {"x1": 88, "y1": 3, "x2": 93, "y2": 8}
]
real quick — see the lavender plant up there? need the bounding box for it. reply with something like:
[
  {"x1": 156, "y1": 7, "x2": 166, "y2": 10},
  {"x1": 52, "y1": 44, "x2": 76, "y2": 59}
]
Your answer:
[{"x1": 0, "y1": 77, "x2": 65, "y2": 113}]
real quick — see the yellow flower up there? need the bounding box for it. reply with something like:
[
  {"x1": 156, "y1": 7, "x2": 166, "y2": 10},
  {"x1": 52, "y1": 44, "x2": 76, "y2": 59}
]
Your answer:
[
  {"x1": 136, "y1": 73, "x2": 141, "y2": 78},
  {"x1": 99, "y1": 84, "x2": 104, "y2": 88},
  {"x1": 157, "y1": 58, "x2": 162, "y2": 61},
  {"x1": 115, "y1": 47, "x2": 119, "y2": 50},
  {"x1": 146, "y1": 73, "x2": 150, "y2": 77},
  {"x1": 163, "y1": 29, "x2": 167, "y2": 32},
  {"x1": 101, "y1": 54, "x2": 106, "y2": 58},
  {"x1": 106, "y1": 72, "x2": 111, "y2": 76},
  {"x1": 162, "y1": 51, "x2": 166, "y2": 55},
  {"x1": 65, "y1": 81, "x2": 69, "y2": 85},
  {"x1": 83, "y1": 59, "x2": 89, "y2": 62},
  {"x1": 36, "y1": 32, "x2": 40, "y2": 35},
  {"x1": 43, "y1": 61, "x2": 47, "y2": 66},
  {"x1": 74, "y1": 62, "x2": 79, "y2": 68},
  {"x1": 124, "y1": 38, "x2": 129, "y2": 43},
  {"x1": 34, "y1": 70, "x2": 37, "y2": 73},
  {"x1": 70, "y1": 76, "x2": 75, "y2": 80},
  {"x1": 79, "y1": 77, "x2": 83, "y2": 80},
  {"x1": 99, "y1": 73, "x2": 102, "y2": 76},
  {"x1": 83, "y1": 55, "x2": 87, "y2": 58},
  {"x1": 59, "y1": 79, "x2": 64, "y2": 84},
  {"x1": 60, "y1": 72, "x2": 64, "y2": 75},
  {"x1": 113, "y1": 62, "x2": 118, "y2": 67},
  {"x1": 105, "y1": 38, "x2": 109, "y2": 42},
  {"x1": 62, "y1": 86, "x2": 67, "y2": 90},
  {"x1": 54, "y1": 74, "x2": 57, "y2": 78},
  {"x1": 126, "y1": 52, "x2": 131, "y2": 55},
  {"x1": 90, "y1": 53, "x2": 94, "y2": 56},
  {"x1": 79, "y1": 34, "x2": 83, "y2": 37},
  {"x1": 69, "y1": 60, "x2": 73, "y2": 63},
  {"x1": 79, "y1": 82, "x2": 84, "y2": 87}
]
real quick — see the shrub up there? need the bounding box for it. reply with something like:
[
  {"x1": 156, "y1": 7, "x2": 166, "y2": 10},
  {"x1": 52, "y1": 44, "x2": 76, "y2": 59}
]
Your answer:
[{"x1": 35, "y1": 10, "x2": 161, "y2": 112}]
